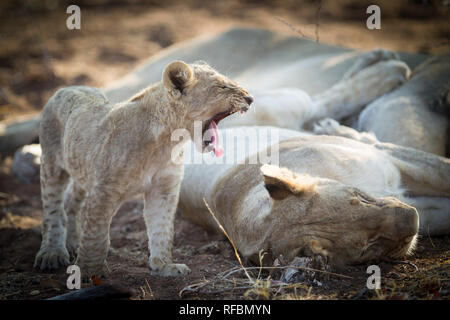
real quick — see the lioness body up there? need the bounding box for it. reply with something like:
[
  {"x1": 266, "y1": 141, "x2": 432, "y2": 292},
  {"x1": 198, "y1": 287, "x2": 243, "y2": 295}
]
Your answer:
[
  {"x1": 104, "y1": 29, "x2": 447, "y2": 156},
  {"x1": 179, "y1": 127, "x2": 450, "y2": 266}
]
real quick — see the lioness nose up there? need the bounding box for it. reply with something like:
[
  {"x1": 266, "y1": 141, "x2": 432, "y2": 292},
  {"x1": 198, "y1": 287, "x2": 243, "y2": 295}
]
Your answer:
[
  {"x1": 389, "y1": 203, "x2": 419, "y2": 238},
  {"x1": 244, "y1": 96, "x2": 254, "y2": 105}
]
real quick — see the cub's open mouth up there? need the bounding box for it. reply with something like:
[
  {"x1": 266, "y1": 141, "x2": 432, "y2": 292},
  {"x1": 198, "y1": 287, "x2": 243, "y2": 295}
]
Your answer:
[{"x1": 202, "y1": 107, "x2": 247, "y2": 157}]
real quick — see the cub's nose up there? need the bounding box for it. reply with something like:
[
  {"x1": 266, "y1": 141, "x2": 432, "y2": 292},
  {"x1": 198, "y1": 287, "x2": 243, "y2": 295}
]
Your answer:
[{"x1": 244, "y1": 95, "x2": 254, "y2": 105}]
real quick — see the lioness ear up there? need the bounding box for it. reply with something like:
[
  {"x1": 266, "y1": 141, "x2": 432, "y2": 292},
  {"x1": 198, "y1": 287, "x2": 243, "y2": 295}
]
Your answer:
[
  {"x1": 260, "y1": 164, "x2": 316, "y2": 200},
  {"x1": 162, "y1": 60, "x2": 194, "y2": 99}
]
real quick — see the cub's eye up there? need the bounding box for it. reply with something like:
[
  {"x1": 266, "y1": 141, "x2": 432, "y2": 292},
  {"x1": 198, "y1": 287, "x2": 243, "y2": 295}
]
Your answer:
[{"x1": 218, "y1": 85, "x2": 229, "y2": 90}]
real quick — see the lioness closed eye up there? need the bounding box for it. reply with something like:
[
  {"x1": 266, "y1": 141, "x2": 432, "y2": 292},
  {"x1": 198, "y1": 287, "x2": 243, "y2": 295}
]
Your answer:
[{"x1": 34, "y1": 60, "x2": 253, "y2": 279}]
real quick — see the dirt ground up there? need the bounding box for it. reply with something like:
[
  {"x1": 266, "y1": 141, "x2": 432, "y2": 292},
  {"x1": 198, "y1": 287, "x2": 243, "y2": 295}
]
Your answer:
[
  {"x1": 0, "y1": 0, "x2": 449, "y2": 300},
  {"x1": 1, "y1": 164, "x2": 449, "y2": 300}
]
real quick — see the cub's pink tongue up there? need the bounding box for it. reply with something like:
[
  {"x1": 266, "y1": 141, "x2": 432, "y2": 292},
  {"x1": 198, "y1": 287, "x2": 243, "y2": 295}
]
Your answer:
[{"x1": 208, "y1": 121, "x2": 224, "y2": 157}]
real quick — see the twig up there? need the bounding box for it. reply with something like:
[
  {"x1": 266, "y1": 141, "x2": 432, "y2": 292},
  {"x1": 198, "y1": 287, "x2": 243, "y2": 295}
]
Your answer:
[
  {"x1": 197, "y1": 286, "x2": 254, "y2": 295},
  {"x1": 0, "y1": 192, "x2": 12, "y2": 199},
  {"x1": 315, "y1": 0, "x2": 322, "y2": 43},
  {"x1": 427, "y1": 225, "x2": 435, "y2": 248},
  {"x1": 47, "y1": 284, "x2": 132, "y2": 300},
  {"x1": 180, "y1": 262, "x2": 352, "y2": 297},
  {"x1": 180, "y1": 274, "x2": 312, "y2": 298},
  {"x1": 221, "y1": 265, "x2": 352, "y2": 280},
  {"x1": 179, "y1": 279, "x2": 213, "y2": 297},
  {"x1": 273, "y1": 16, "x2": 313, "y2": 41},
  {"x1": 388, "y1": 260, "x2": 419, "y2": 272},
  {"x1": 432, "y1": 39, "x2": 450, "y2": 48},
  {"x1": 203, "y1": 198, "x2": 254, "y2": 283},
  {"x1": 144, "y1": 278, "x2": 154, "y2": 299},
  {"x1": 257, "y1": 249, "x2": 266, "y2": 280},
  {"x1": 351, "y1": 287, "x2": 369, "y2": 300},
  {"x1": 1, "y1": 291, "x2": 21, "y2": 298}
]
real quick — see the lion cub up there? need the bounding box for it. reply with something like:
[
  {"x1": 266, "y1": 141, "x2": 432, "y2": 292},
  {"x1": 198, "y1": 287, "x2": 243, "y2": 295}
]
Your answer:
[{"x1": 34, "y1": 60, "x2": 253, "y2": 278}]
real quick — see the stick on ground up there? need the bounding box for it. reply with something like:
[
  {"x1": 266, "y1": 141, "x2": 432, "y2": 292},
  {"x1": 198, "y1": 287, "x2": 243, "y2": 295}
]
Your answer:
[{"x1": 47, "y1": 284, "x2": 132, "y2": 300}]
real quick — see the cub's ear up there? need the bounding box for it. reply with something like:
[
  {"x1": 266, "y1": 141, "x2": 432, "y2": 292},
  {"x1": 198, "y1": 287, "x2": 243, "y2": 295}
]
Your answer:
[
  {"x1": 162, "y1": 61, "x2": 194, "y2": 99},
  {"x1": 260, "y1": 164, "x2": 316, "y2": 200}
]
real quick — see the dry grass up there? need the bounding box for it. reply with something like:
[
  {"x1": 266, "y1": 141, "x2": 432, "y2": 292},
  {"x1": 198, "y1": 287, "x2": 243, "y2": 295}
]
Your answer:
[
  {"x1": 179, "y1": 199, "x2": 354, "y2": 300},
  {"x1": 177, "y1": 199, "x2": 450, "y2": 300}
]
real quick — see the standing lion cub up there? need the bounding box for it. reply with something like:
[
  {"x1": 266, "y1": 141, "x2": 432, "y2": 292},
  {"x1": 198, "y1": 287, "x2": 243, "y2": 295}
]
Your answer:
[{"x1": 34, "y1": 60, "x2": 253, "y2": 278}]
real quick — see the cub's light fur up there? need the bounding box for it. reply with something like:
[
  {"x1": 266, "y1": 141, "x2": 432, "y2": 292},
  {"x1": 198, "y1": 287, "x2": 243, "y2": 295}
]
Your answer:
[
  {"x1": 35, "y1": 60, "x2": 252, "y2": 278},
  {"x1": 179, "y1": 126, "x2": 450, "y2": 268}
]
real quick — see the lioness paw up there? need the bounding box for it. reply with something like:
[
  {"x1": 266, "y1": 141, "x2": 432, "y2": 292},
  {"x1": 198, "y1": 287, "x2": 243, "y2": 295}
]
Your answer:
[
  {"x1": 313, "y1": 118, "x2": 341, "y2": 135},
  {"x1": 150, "y1": 263, "x2": 191, "y2": 277},
  {"x1": 343, "y1": 48, "x2": 400, "y2": 80},
  {"x1": 34, "y1": 246, "x2": 70, "y2": 270}
]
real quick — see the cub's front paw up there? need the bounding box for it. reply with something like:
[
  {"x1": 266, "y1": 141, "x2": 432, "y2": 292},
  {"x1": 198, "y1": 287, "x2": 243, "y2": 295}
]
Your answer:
[
  {"x1": 66, "y1": 235, "x2": 79, "y2": 260},
  {"x1": 76, "y1": 260, "x2": 110, "y2": 283},
  {"x1": 150, "y1": 258, "x2": 191, "y2": 277},
  {"x1": 34, "y1": 245, "x2": 70, "y2": 270}
]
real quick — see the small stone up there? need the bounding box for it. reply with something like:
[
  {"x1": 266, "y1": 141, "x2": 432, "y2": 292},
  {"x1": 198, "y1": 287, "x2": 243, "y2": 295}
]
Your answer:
[
  {"x1": 198, "y1": 242, "x2": 221, "y2": 254},
  {"x1": 30, "y1": 290, "x2": 40, "y2": 296},
  {"x1": 121, "y1": 225, "x2": 133, "y2": 233}
]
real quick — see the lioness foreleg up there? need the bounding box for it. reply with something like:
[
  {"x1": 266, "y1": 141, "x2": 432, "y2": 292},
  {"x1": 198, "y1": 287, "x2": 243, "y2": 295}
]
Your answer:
[
  {"x1": 342, "y1": 48, "x2": 400, "y2": 80},
  {"x1": 375, "y1": 143, "x2": 450, "y2": 198},
  {"x1": 309, "y1": 48, "x2": 409, "y2": 125}
]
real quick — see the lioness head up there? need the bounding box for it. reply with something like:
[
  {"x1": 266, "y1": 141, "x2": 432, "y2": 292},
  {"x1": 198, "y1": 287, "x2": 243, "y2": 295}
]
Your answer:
[
  {"x1": 260, "y1": 164, "x2": 419, "y2": 268},
  {"x1": 162, "y1": 60, "x2": 253, "y2": 157}
]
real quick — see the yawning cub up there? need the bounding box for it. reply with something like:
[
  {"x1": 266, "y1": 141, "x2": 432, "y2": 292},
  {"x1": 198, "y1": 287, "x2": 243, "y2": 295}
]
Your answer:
[{"x1": 35, "y1": 60, "x2": 253, "y2": 279}]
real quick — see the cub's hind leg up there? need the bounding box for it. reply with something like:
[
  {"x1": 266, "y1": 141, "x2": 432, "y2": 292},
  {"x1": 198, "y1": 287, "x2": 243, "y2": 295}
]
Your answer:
[
  {"x1": 34, "y1": 153, "x2": 70, "y2": 270},
  {"x1": 63, "y1": 179, "x2": 86, "y2": 259}
]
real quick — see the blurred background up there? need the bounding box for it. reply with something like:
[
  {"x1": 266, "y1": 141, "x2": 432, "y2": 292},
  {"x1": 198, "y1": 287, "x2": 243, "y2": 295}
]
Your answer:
[{"x1": 0, "y1": 0, "x2": 449, "y2": 123}]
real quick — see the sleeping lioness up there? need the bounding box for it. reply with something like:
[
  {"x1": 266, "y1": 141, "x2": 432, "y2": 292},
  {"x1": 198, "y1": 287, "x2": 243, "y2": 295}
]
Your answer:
[{"x1": 178, "y1": 126, "x2": 450, "y2": 267}]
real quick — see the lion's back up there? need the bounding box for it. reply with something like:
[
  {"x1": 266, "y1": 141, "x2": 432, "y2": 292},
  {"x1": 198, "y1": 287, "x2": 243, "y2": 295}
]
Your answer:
[
  {"x1": 44, "y1": 86, "x2": 108, "y2": 123},
  {"x1": 40, "y1": 86, "x2": 109, "y2": 160}
]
